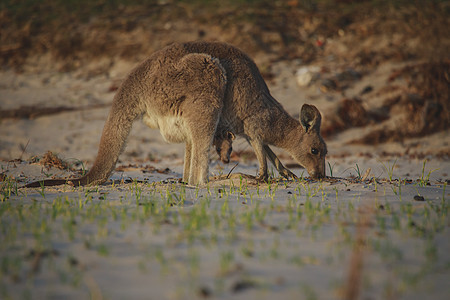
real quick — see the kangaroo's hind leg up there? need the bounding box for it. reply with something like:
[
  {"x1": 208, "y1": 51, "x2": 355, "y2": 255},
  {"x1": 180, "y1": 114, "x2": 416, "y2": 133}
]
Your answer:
[
  {"x1": 174, "y1": 53, "x2": 227, "y2": 185},
  {"x1": 184, "y1": 103, "x2": 222, "y2": 185},
  {"x1": 183, "y1": 141, "x2": 192, "y2": 183}
]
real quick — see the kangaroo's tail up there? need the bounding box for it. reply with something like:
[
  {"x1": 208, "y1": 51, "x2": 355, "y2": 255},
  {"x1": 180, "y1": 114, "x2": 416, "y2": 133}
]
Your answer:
[{"x1": 25, "y1": 84, "x2": 144, "y2": 188}]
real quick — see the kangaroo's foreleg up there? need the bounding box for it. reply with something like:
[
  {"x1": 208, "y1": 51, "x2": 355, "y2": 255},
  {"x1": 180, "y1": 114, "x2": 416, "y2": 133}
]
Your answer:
[
  {"x1": 264, "y1": 145, "x2": 297, "y2": 179},
  {"x1": 250, "y1": 139, "x2": 268, "y2": 181}
]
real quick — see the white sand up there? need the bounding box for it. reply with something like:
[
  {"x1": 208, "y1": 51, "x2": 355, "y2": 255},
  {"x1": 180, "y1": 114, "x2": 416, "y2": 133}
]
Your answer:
[{"x1": 0, "y1": 57, "x2": 449, "y2": 300}]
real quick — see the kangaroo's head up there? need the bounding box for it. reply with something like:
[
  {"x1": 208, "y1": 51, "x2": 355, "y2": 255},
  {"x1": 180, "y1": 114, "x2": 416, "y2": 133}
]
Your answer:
[
  {"x1": 291, "y1": 104, "x2": 327, "y2": 179},
  {"x1": 213, "y1": 131, "x2": 235, "y2": 164}
]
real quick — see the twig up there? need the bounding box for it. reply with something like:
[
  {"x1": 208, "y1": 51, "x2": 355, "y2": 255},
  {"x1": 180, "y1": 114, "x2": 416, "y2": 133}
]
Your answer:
[{"x1": 226, "y1": 163, "x2": 239, "y2": 179}]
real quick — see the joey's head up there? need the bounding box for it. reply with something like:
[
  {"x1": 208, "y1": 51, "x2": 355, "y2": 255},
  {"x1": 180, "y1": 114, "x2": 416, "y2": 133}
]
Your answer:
[
  {"x1": 213, "y1": 131, "x2": 235, "y2": 164},
  {"x1": 291, "y1": 104, "x2": 327, "y2": 179}
]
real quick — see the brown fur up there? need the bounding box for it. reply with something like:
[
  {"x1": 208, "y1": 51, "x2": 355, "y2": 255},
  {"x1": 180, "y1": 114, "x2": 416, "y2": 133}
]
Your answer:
[
  {"x1": 213, "y1": 130, "x2": 298, "y2": 180},
  {"x1": 26, "y1": 41, "x2": 327, "y2": 187},
  {"x1": 213, "y1": 130, "x2": 234, "y2": 164}
]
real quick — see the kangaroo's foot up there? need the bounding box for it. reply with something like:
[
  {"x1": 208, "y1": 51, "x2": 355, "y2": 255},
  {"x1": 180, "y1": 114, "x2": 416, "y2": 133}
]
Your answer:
[{"x1": 255, "y1": 172, "x2": 269, "y2": 182}]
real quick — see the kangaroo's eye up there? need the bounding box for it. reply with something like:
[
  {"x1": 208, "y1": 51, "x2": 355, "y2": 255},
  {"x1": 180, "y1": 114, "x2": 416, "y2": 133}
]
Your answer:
[{"x1": 311, "y1": 148, "x2": 319, "y2": 155}]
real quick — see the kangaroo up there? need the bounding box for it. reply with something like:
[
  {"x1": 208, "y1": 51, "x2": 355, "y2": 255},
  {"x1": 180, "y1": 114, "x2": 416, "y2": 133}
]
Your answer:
[
  {"x1": 25, "y1": 41, "x2": 326, "y2": 187},
  {"x1": 214, "y1": 128, "x2": 298, "y2": 179},
  {"x1": 213, "y1": 129, "x2": 235, "y2": 164}
]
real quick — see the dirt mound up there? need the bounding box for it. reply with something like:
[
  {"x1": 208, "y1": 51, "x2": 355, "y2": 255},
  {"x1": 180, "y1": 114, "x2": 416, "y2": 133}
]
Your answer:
[
  {"x1": 32, "y1": 151, "x2": 69, "y2": 170},
  {"x1": 1, "y1": 1, "x2": 448, "y2": 71},
  {"x1": 351, "y1": 62, "x2": 450, "y2": 144}
]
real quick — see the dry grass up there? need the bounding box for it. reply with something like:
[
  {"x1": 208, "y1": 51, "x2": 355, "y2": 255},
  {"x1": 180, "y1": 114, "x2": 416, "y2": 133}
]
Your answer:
[{"x1": 34, "y1": 151, "x2": 69, "y2": 170}]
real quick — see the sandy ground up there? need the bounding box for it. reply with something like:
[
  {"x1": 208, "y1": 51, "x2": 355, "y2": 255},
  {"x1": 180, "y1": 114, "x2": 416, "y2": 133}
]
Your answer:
[
  {"x1": 0, "y1": 168, "x2": 449, "y2": 300},
  {"x1": 0, "y1": 54, "x2": 449, "y2": 299}
]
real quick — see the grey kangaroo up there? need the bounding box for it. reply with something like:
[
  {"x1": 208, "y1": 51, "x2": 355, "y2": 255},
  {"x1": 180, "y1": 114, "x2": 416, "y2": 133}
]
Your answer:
[{"x1": 26, "y1": 41, "x2": 326, "y2": 187}]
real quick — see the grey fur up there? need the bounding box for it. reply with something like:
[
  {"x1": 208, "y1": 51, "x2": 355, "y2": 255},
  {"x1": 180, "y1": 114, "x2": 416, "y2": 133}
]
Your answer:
[{"x1": 26, "y1": 41, "x2": 327, "y2": 187}]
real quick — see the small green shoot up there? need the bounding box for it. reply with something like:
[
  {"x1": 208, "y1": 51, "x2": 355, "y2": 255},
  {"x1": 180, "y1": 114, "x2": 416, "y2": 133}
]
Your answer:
[
  {"x1": 418, "y1": 160, "x2": 438, "y2": 187},
  {"x1": 381, "y1": 159, "x2": 397, "y2": 182},
  {"x1": 327, "y1": 162, "x2": 335, "y2": 178},
  {"x1": 353, "y1": 164, "x2": 363, "y2": 181},
  {"x1": 1, "y1": 175, "x2": 19, "y2": 201}
]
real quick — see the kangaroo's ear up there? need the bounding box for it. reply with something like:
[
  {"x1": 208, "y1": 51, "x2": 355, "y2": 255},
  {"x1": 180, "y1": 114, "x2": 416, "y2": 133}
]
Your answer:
[
  {"x1": 227, "y1": 131, "x2": 235, "y2": 140},
  {"x1": 300, "y1": 104, "x2": 322, "y2": 133}
]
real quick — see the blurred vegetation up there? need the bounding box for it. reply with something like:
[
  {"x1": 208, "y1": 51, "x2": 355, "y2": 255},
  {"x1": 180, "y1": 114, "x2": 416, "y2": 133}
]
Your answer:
[
  {"x1": 3, "y1": 0, "x2": 447, "y2": 28},
  {"x1": 0, "y1": 0, "x2": 448, "y2": 69}
]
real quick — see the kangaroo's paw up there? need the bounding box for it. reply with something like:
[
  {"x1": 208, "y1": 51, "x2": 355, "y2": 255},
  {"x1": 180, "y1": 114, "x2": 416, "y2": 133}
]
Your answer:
[{"x1": 280, "y1": 169, "x2": 298, "y2": 180}]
